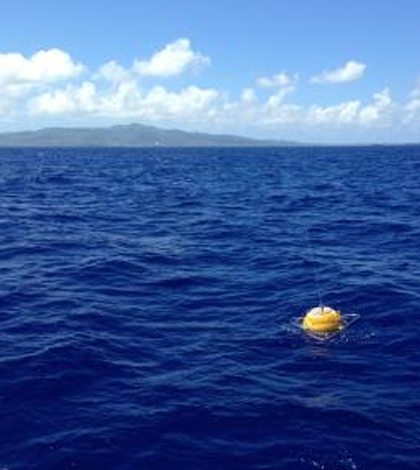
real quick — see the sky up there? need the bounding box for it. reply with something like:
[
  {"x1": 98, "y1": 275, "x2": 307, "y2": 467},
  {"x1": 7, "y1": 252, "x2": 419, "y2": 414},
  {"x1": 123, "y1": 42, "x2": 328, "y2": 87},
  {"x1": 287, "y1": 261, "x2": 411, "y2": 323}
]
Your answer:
[{"x1": 1, "y1": 0, "x2": 420, "y2": 143}]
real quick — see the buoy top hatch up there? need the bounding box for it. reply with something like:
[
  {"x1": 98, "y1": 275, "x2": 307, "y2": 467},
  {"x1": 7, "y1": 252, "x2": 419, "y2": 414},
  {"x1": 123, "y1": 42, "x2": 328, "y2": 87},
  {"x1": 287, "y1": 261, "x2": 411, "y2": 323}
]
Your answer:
[{"x1": 302, "y1": 305, "x2": 342, "y2": 332}]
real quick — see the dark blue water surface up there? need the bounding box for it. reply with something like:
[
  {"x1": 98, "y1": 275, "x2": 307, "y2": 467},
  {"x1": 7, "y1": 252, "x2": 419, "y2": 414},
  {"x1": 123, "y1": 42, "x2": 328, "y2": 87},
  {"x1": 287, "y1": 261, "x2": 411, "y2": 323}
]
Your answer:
[{"x1": 1, "y1": 146, "x2": 420, "y2": 470}]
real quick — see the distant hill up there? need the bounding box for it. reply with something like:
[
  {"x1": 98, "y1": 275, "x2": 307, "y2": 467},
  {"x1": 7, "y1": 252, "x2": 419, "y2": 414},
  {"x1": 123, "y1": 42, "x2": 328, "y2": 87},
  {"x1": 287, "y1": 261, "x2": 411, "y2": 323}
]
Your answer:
[{"x1": 0, "y1": 123, "x2": 298, "y2": 147}]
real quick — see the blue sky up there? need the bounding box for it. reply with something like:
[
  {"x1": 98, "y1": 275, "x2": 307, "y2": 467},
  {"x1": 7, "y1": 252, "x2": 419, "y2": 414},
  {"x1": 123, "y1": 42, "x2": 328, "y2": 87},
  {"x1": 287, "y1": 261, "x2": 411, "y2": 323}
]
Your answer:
[{"x1": 1, "y1": 0, "x2": 420, "y2": 143}]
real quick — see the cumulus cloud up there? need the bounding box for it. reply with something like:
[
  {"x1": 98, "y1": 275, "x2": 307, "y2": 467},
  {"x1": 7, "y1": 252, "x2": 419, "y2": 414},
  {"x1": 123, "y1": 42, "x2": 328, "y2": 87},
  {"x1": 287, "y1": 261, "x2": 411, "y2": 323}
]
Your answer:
[
  {"x1": 0, "y1": 48, "x2": 84, "y2": 85},
  {"x1": 307, "y1": 101, "x2": 361, "y2": 125},
  {"x1": 304, "y1": 88, "x2": 392, "y2": 127},
  {"x1": 29, "y1": 80, "x2": 220, "y2": 122},
  {"x1": 256, "y1": 72, "x2": 296, "y2": 89},
  {"x1": 408, "y1": 77, "x2": 420, "y2": 100},
  {"x1": 255, "y1": 72, "x2": 297, "y2": 109},
  {"x1": 359, "y1": 88, "x2": 392, "y2": 124},
  {"x1": 28, "y1": 38, "x2": 215, "y2": 122},
  {"x1": 95, "y1": 39, "x2": 210, "y2": 85},
  {"x1": 96, "y1": 61, "x2": 130, "y2": 84},
  {"x1": 403, "y1": 78, "x2": 420, "y2": 123},
  {"x1": 2, "y1": 40, "x2": 213, "y2": 121},
  {"x1": 266, "y1": 89, "x2": 294, "y2": 107},
  {"x1": 27, "y1": 77, "x2": 397, "y2": 138},
  {"x1": 30, "y1": 81, "x2": 98, "y2": 115},
  {"x1": 241, "y1": 88, "x2": 257, "y2": 103},
  {"x1": 405, "y1": 98, "x2": 420, "y2": 122},
  {"x1": 0, "y1": 48, "x2": 85, "y2": 115},
  {"x1": 133, "y1": 38, "x2": 210, "y2": 77},
  {"x1": 141, "y1": 86, "x2": 218, "y2": 118},
  {"x1": 311, "y1": 60, "x2": 366, "y2": 84}
]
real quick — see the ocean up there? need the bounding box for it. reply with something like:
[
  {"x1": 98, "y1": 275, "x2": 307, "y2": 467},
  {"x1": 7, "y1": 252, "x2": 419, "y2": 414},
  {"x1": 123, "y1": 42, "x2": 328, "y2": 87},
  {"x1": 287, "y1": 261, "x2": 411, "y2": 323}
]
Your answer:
[{"x1": 0, "y1": 146, "x2": 419, "y2": 469}]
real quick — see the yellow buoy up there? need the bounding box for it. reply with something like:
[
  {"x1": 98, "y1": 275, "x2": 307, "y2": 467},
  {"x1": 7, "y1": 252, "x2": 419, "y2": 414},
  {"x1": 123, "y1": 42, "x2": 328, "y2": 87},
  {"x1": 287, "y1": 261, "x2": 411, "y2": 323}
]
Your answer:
[{"x1": 302, "y1": 306, "x2": 342, "y2": 332}]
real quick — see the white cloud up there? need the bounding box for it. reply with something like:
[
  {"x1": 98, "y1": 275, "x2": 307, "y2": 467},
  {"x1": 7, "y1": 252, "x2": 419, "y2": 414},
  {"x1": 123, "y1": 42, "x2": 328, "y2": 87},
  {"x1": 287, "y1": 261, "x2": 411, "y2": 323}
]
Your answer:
[
  {"x1": 94, "y1": 39, "x2": 210, "y2": 84},
  {"x1": 29, "y1": 80, "x2": 141, "y2": 117},
  {"x1": 304, "y1": 88, "x2": 392, "y2": 127},
  {"x1": 0, "y1": 48, "x2": 84, "y2": 85},
  {"x1": 311, "y1": 60, "x2": 366, "y2": 84},
  {"x1": 25, "y1": 79, "x2": 399, "y2": 140},
  {"x1": 241, "y1": 88, "x2": 257, "y2": 103},
  {"x1": 133, "y1": 39, "x2": 210, "y2": 77},
  {"x1": 267, "y1": 88, "x2": 294, "y2": 107},
  {"x1": 0, "y1": 49, "x2": 84, "y2": 116},
  {"x1": 29, "y1": 80, "x2": 220, "y2": 122},
  {"x1": 158, "y1": 85, "x2": 216, "y2": 118},
  {"x1": 30, "y1": 81, "x2": 97, "y2": 115},
  {"x1": 359, "y1": 88, "x2": 392, "y2": 124},
  {"x1": 408, "y1": 77, "x2": 420, "y2": 100},
  {"x1": 260, "y1": 102, "x2": 301, "y2": 125},
  {"x1": 96, "y1": 60, "x2": 130, "y2": 84},
  {"x1": 100, "y1": 81, "x2": 143, "y2": 115},
  {"x1": 406, "y1": 98, "x2": 420, "y2": 117},
  {"x1": 212, "y1": 87, "x2": 301, "y2": 128},
  {"x1": 407, "y1": 98, "x2": 420, "y2": 110},
  {"x1": 257, "y1": 72, "x2": 295, "y2": 89},
  {"x1": 307, "y1": 101, "x2": 361, "y2": 124},
  {"x1": 403, "y1": 79, "x2": 420, "y2": 123},
  {"x1": 255, "y1": 73, "x2": 297, "y2": 109}
]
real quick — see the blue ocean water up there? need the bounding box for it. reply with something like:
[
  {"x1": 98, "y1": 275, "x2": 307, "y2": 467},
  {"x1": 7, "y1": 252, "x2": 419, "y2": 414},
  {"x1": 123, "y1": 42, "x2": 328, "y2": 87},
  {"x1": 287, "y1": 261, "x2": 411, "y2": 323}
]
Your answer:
[{"x1": 1, "y1": 146, "x2": 420, "y2": 470}]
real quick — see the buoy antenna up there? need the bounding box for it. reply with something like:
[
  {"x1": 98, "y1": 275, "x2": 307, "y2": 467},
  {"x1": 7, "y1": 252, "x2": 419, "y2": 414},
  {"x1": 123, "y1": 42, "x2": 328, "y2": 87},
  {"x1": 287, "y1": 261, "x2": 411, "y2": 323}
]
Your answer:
[{"x1": 304, "y1": 226, "x2": 325, "y2": 308}]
